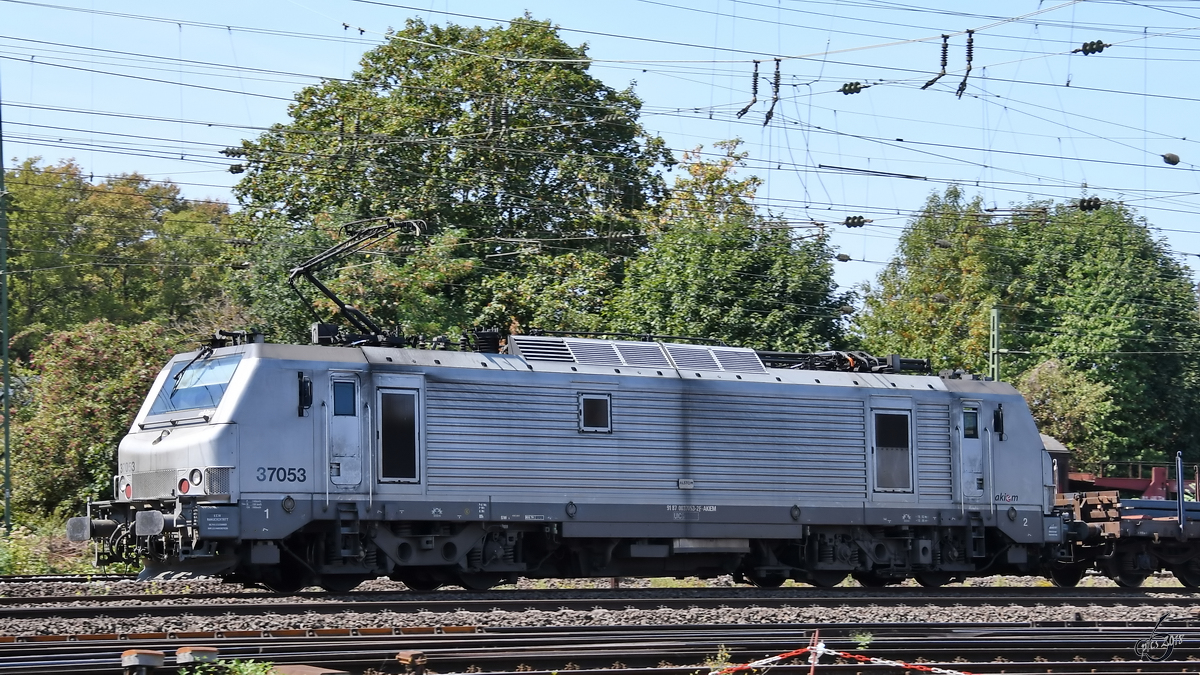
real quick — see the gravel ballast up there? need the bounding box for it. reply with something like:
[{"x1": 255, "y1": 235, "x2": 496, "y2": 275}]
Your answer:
[
  {"x1": 0, "y1": 602, "x2": 1195, "y2": 637},
  {"x1": 0, "y1": 574, "x2": 1193, "y2": 636}
]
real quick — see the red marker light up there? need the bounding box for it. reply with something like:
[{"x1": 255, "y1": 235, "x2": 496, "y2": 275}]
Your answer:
[
  {"x1": 123, "y1": 483, "x2": 132, "y2": 499},
  {"x1": 178, "y1": 479, "x2": 190, "y2": 495}
]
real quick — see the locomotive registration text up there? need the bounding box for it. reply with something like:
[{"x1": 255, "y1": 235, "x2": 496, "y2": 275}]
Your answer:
[{"x1": 256, "y1": 467, "x2": 308, "y2": 482}]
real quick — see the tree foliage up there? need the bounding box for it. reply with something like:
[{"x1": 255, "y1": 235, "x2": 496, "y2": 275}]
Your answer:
[
  {"x1": 854, "y1": 186, "x2": 1004, "y2": 371},
  {"x1": 11, "y1": 321, "x2": 181, "y2": 516},
  {"x1": 607, "y1": 142, "x2": 848, "y2": 351},
  {"x1": 227, "y1": 16, "x2": 670, "y2": 251},
  {"x1": 3, "y1": 159, "x2": 234, "y2": 354},
  {"x1": 1015, "y1": 360, "x2": 1115, "y2": 471}
]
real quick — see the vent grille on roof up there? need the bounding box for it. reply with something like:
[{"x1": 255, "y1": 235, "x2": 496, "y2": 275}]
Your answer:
[
  {"x1": 565, "y1": 339, "x2": 623, "y2": 366},
  {"x1": 712, "y1": 348, "x2": 766, "y2": 373},
  {"x1": 666, "y1": 345, "x2": 721, "y2": 371},
  {"x1": 615, "y1": 343, "x2": 672, "y2": 368},
  {"x1": 510, "y1": 335, "x2": 574, "y2": 362},
  {"x1": 511, "y1": 334, "x2": 765, "y2": 373}
]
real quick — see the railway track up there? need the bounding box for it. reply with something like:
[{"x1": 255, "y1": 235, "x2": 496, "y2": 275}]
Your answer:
[
  {"x1": 0, "y1": 574, "x2": 136, "y2": 584},
  {"x1": 0, "y1": 621, "x2": 1194, "y2": 674},
  {"x1": 0, "y1": 585, "x2": 1195, "y2": 619}
]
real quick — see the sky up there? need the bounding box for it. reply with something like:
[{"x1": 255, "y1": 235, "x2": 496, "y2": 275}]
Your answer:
[{"x1": 4, "y1": 0, "x2": 1200, "y2": 295}]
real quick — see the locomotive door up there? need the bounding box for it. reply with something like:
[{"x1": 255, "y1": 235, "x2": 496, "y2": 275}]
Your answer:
[
  {"x1": 327, "y1": 372, "x2": 363, "y2": 487},
  {"x1": 959, "y1": 401, "x2": 985, "y2": 502},
  {"x1": 870, "y1": 397, "x2": 915, "y2": 498}
]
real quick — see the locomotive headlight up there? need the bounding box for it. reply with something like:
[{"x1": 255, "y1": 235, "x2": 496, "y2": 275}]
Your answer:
[
  {"x1": 177, "y1": 478, "x2": 190, "y2": 495},
  {"x1": 189, "y1": 469, "x2": 203, "y2": 486}
]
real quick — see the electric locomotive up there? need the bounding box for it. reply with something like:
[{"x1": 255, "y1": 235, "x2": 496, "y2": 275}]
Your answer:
[{"x1": 66, "y1": 218, "x2": 1200, "y2": 591}]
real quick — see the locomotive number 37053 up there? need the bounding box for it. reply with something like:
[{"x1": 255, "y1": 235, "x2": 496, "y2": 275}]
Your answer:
[{"x1": 256, "y1": 467, "x2": 307, "y2": 482}]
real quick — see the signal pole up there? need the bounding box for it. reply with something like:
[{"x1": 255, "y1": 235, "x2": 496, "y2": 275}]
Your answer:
[{"x1": 989, "y1": 307, "x2": 1000, "y2": 381}]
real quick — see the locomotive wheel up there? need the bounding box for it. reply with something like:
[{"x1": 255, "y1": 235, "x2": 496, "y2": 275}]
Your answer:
[
  {"x1": 747, "y1": 573, "x2": 788, "y2": 588},
  {"x1": 851, "y1": 571, "x2": 896, "y2": 588},
  {"x1": 1048, "y1": 566, "x2": 1087, "y2": 588},
  {"x1": 914, "y1": 572, "x2": 953, "y2": 588},
  {"x1": 456, "y1": 573, "x2": 506, "y2": 591},
  {"x1": 319, "y1": 574, "x2": 368, "y2": 593},
  {"x1": 807, "y1": 571, "x2": 847, "y2": 588},
  {"x1": 1172, "y1": 565, "x2": 1200, "y2": 588},
  {"x1": 1115, "y1": 573, "x2": 1147, "y2": 588}
]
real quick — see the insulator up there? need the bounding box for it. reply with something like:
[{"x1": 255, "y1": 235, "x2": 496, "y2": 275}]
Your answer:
[
  {"x1": 737, "y1": 61, "x2": 760, "y2": 119},
  {"x1": 1163, "y1": 153, "x2": 1181, "y2": 166},
  {"x1": 940, "y1": 35, "x2": 950, "y2": 68},
  {"x1": 965, "y1": 30, "x2": 974, "y2": 63},
  {"x1": 1078, "y1": 197, "x2": 1102, "y2": 211},
  {"x1": 836, "y1": 253, "x2": 851, "y2": 262},
  {"x1": 844, "y1": 215, "x2": 866, "y2": 227},
  {"x1": 839, "y1": 81, "x2": 863, "y2": 95},
  {"x1": 772, "y1": 59, "x2": 781, "y2": 91}
]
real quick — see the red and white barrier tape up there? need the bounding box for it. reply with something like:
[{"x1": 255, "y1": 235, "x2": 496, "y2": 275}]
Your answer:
[{"x1": 707, "y1": 640, "x2": 977, "y2": 675}]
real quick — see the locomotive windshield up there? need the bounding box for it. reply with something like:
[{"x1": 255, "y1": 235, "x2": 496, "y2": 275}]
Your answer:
[{"x1": 148, "y1": 354, "x2": 243, "y2": 416}]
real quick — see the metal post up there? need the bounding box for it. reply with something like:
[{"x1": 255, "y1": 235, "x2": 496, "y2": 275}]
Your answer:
[
  {"x1": 0, "y1": 70, "x2": 10, "y2": 532},
  {"x1": 988, "y1": 307, "x2": 1000, "y2": 381},
  {"x1": 1177, "y1": 451, "x2": 1187, "y2": 539}
]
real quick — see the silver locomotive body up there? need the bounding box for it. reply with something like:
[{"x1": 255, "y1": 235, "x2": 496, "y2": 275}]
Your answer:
[{"x1": 71, "y1": 335, "x2": 1074, "y2": 590}]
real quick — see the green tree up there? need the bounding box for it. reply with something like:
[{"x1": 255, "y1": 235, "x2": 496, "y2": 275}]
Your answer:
[
  {"x1": 2, "y1": 158, "x2": 236, "y2": 352},
  {"x1": 1015, "y1": 360, "x2": 1115, "y2": 471},
  {"x1": 607, "y1": 142, "x2": 847, "y2": 351},
  {"x1": 1003, "y1": 201, "x2": 1200, "y2": 463},
  {"x1": 229, "y1": 16, "x2": 669, "y2": 241},
  {"x1": 475, "y1": 250, "x2": 615, "y2": 333},
  {"x1": 854, "y1": 186, "x2": 1007, "y2": 371},
  {"x1": 11, "y1": 321, "x2": 181, "y2": 516}
]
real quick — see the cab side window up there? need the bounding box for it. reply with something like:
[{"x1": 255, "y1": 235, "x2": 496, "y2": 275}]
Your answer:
[
  {"x1": 332, "y1": 381, "x2": 356, "y2": 416},
  {"x1": 963, "y1": 407, "x2": 979, "y2": 439}
]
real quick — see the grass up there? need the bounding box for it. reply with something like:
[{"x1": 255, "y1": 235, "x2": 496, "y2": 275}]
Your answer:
[{"x1": 0, "y1": 518, "x2": 100, "y2": 575}]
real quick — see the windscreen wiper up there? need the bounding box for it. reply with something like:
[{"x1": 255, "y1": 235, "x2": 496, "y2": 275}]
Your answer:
[{"x1": 169, "y1": 345, "x2": 214, "y2": 396}]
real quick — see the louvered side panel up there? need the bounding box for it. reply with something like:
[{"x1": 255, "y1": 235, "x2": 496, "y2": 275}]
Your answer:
[
  {"x1": 916, "y1": 403, "x2": 954, "y2": 501},
  {"x1": 422, "y1": 382, "x2": 869, "y2": 500}
]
